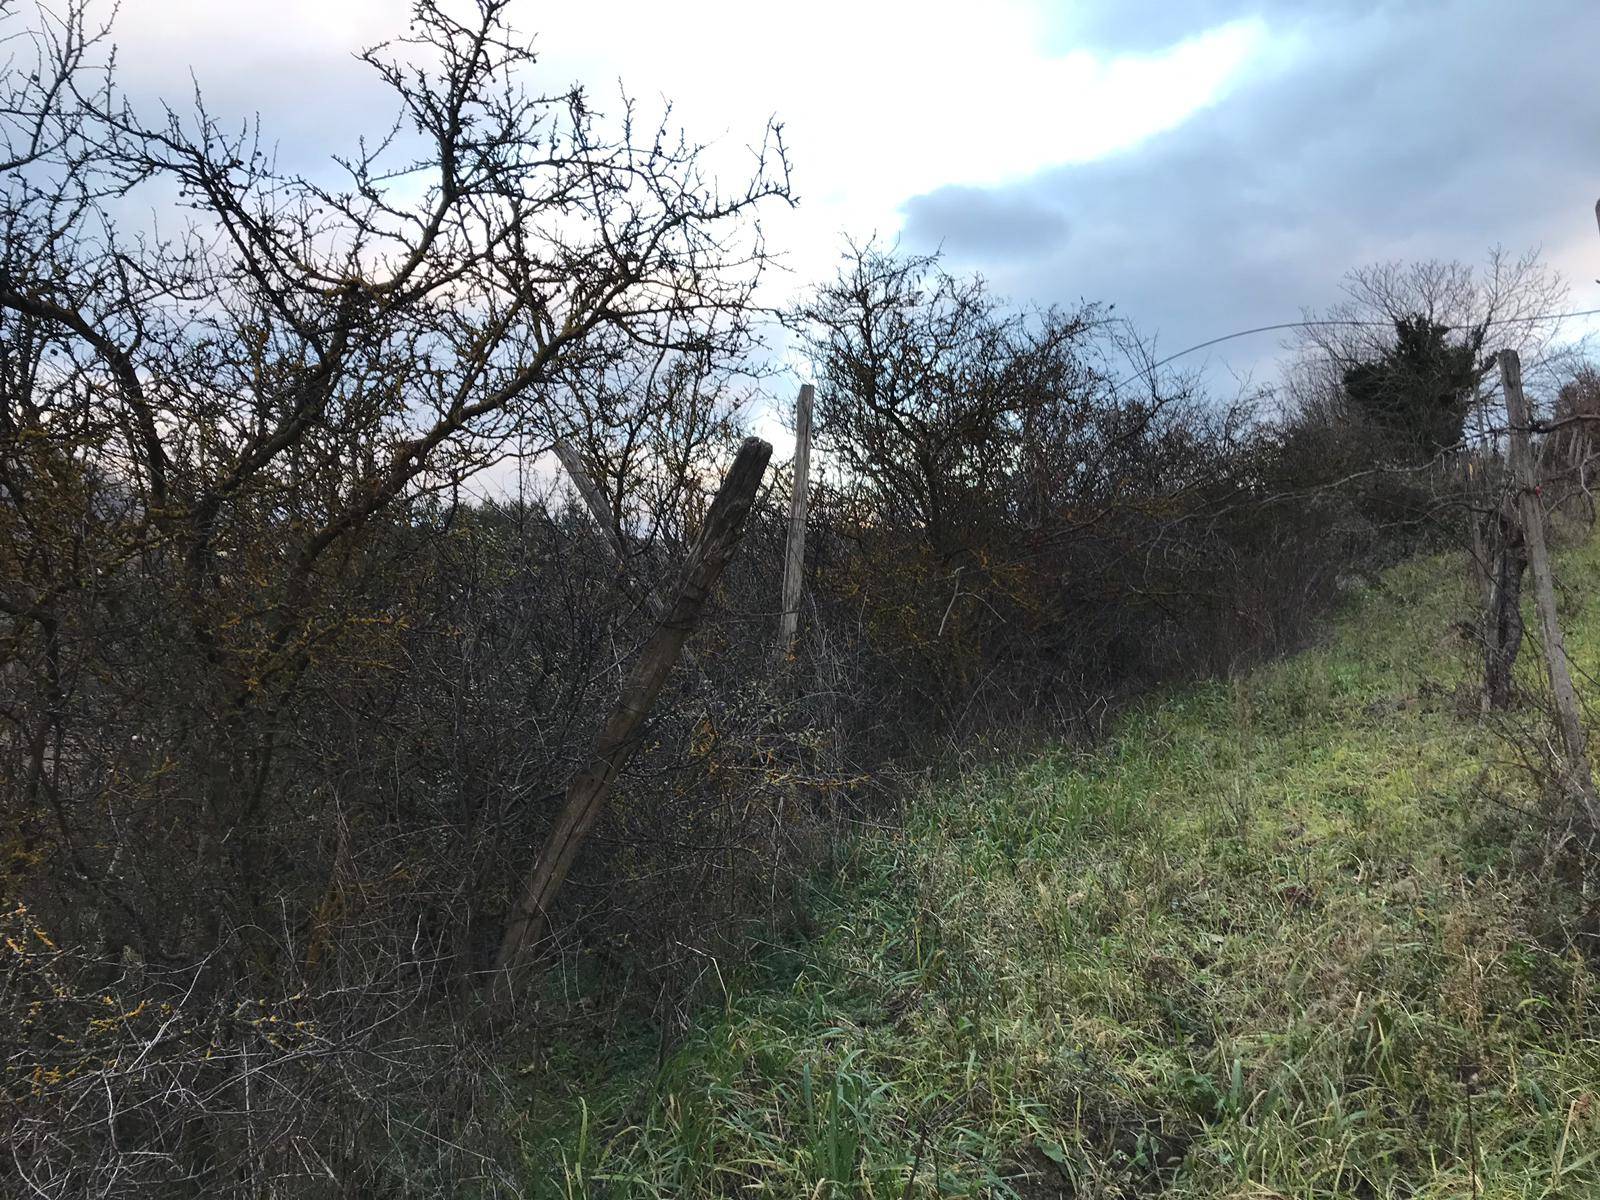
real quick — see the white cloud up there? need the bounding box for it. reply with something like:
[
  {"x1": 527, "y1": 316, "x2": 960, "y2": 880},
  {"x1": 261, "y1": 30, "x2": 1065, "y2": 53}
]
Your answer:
[
  {"x1": 114, "y1": 0, "x2": 1267, "y2": 288},
  {"x1": 108, "y1": 0, "x2": 1277, "y2": 467},
  {"x1": 528, "y1": 2, "x2": 1268, "y2": 284}
]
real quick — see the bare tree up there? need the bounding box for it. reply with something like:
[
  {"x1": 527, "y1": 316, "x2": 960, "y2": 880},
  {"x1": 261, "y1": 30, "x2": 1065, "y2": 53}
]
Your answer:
[
  {"x1": 1294, "y1": 249, "x2": 1569, "y2": 412},
  {"x1": 1, "y1": 2, "x2": 793, "y2": 1193},
  {"x1": 1, "y1": 0, "x2": 790, "y2": 953}
]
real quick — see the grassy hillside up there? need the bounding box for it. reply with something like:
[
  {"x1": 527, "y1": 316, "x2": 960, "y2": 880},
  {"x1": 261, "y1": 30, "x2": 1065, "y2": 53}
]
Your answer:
[{"x1": 518, "y1": 543, "x2": 1600, "y2": 1198}]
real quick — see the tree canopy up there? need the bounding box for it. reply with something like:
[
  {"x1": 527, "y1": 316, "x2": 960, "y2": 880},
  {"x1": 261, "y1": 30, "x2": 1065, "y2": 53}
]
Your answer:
[{"x1": 1341, "y1": 314, "x2": 1486, "y2": 461}]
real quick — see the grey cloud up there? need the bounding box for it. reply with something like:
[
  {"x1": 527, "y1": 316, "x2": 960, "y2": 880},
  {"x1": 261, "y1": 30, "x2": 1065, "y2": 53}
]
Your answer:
[
  {"x1": 901, "y1": 1, "x2": 1600, "y2": 389},
  {"x1": 900, "y1": 187, "x2": 1070, "y2": 258}
]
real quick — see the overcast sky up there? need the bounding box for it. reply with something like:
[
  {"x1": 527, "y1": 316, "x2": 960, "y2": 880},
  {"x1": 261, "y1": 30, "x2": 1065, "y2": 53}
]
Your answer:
[{"x1": 117, "y1": 0, "x2": 1600, "y2": 400}]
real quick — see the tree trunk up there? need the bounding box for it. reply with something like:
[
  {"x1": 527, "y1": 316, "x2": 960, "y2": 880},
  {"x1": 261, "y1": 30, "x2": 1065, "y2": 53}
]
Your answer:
[{"x1": 1483, "y1": 501, "x2": 1526, "y2": 712}]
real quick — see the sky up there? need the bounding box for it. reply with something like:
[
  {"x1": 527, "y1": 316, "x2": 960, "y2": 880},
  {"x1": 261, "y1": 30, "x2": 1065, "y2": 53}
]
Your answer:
[{"x1": 114, "y1": 0, "x2": 1600, "y2": 411}]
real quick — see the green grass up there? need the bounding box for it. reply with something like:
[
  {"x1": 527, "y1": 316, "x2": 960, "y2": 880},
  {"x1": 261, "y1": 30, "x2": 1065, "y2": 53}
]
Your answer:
[{"x1": 516, "y1": 543, "x2": 1600, "y2": 1198}]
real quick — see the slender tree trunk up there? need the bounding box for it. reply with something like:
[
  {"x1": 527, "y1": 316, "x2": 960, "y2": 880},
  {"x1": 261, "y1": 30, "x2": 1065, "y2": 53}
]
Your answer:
[
  {"x1": 1466, "y1": 393, "x2": 1495, "y2": 611},
  {"x1": 1483, "y1": 501, "x2": 1526, "y2": 712}
]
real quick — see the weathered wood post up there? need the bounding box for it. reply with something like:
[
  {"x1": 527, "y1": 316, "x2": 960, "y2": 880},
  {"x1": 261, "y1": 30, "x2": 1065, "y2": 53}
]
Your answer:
[
  {"x1": 1500, "y1": 349, "x2": 1599, "y2": 823},
  {"x1": 775, "y1": 383, "x2": 814, "y2": 663},
  {"x1": 553, "y1": 436, "x2": 704, "y2": 671},
  {"x1": 492, "y1": 437, "x2": 774, "y2": 1002},
  {"x1": 553, "y1": 438, "x2": 648, "y2": 607},
  {"x1": 553, "y1": 437, "x2": 629, "y2": 565}
]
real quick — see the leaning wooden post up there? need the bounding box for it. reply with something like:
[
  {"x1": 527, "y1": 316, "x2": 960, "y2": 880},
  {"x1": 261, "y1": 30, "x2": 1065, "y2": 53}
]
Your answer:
[
  {"x1": 775, "y1": 383, "x2": 814, "y2": 663},
  {"x1": 552, "y1": 436, "x2": 701, "y2": 671},
  {"x1": 491, "y1": 437, "x2": 773, "y2": 1003},
  {"x1": 553, "y1": 437, "x2": 630, "y2": 565},
  {"x1": 1500, "y1": 349, "x2": 1600, "y2": 823}
]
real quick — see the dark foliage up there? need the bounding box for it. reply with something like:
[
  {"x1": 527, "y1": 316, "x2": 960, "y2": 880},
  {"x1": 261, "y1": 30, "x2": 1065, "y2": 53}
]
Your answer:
[{"x1": 1342, "y1": 315, "x2": 1486, "y2": 462}]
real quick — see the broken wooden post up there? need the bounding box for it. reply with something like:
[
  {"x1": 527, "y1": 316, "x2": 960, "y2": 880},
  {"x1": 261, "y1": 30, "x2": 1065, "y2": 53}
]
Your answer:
[
  {"x1": 492, "y1": 437, "x2": 774, "y2": 1003},
  {"x1": 775, "y1": 383, "x2": 814, "y2": 663},
  {"x1": 1500, "y1": 349, "x2": 1600, "y2": 823}
]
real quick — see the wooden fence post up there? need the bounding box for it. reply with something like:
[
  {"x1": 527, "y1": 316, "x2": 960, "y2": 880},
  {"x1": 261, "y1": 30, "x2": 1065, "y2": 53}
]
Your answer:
[
  {"x1": 492, "y1": 437, "x2": 774, "y2": 1003},
  {"x1": 775, "y1": 383, "x2": 814, "y2": 663},
  {"x1": 1500, "y1": 349, "x2": 1600, "y2": 824}
]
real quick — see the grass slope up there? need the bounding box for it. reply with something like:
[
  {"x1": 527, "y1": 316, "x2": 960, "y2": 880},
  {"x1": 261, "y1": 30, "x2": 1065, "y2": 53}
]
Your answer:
[{"x1": 519, "y1": 544, "x2": 1600, "y2": 1198}]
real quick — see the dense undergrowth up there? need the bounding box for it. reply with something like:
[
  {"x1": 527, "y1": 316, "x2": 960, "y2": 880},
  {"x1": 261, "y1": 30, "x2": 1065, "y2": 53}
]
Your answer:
[{"x1": 518, "y1": 539, "x2": 1600, "y2": 1198}]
